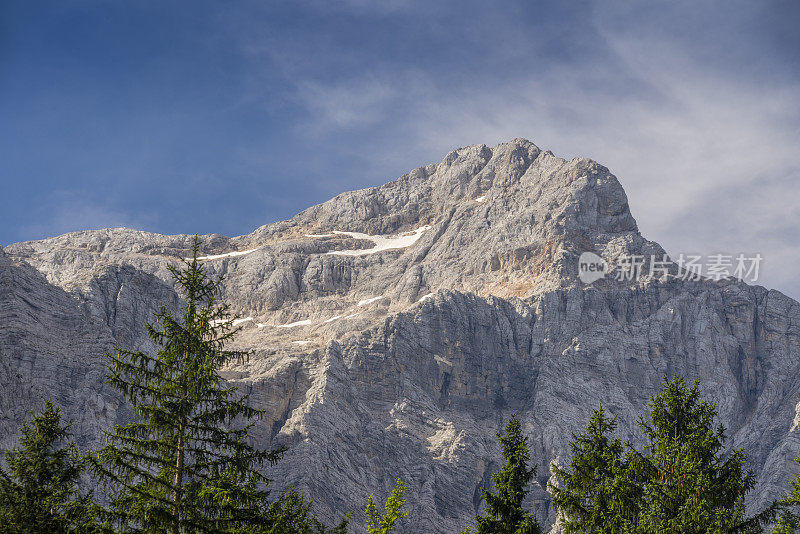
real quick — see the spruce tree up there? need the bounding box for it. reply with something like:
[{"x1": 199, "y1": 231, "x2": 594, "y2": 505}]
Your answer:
[
  {"x1": 550, "y1": 406, "x2": 637, "y2": 533},
  {"x1": 630, "y1": 376, "x2": 757, "y2": 533},
  {"x1": 364, "y1": 479, "x2": 408, "y2": 534},
  {"x1": 0, "y1": 400, "x2": 98, "y2": 533},
  {"x1": 553, "y1": 377, "x2": 778, "y2": 533},
  {"x1": 91, "y1": 238, "x2": 284, "y2": 533},
  {"x1": 469, "y1": 413, "x2": 541, "y2": 534}
]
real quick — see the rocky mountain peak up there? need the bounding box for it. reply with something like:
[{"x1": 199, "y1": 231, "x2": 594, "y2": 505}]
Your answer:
[
  {"x1": 4, "y1": 140, "x2": 799, "y2": 533},
  {"x1": 5, "y1": 140, "x2": 666, "y2": 356}
]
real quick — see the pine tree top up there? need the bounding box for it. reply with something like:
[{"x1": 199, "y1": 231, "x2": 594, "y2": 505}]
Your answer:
[
  {"x1": 92, "y1": 237, "x2": 284, "y2": 533},
  {"x1": 0, "y1": 400, "x2": 96, "y2": 533},
  {"x1": 472, "y1": 413, "x2": 542, "y2": 534}
]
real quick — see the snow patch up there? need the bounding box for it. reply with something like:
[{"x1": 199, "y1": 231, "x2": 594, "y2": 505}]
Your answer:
[
  {"x1": 357, "y1": 296, "x2": 385, "y2": 307},
  {"x1": 292, "y1": 340, "x2": 314, "y2": 345},
  {"x1": 310, "y1": 225, "x2": 431, "y2": 256},
  {"x1": 323, "y1": 312, "x2": 360, "y2": 323},
  {"x1": 417, "y1": 293, "x2": 434, "y2": 303},
  {"x1": 191, "y1": 248, "x2": 259, "y2": 261},
  {"x1": 474, "y1": 195, "x2": 487, "y2": 203},
  {"x1": 276, "y1": 319, "x2": 312, "y2": 328},
  {"x1": 210, "y1": 317, "x2": 253, "y2": 327}
]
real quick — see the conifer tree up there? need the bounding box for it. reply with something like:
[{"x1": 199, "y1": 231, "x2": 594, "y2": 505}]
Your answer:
[
  {"x1": 553, "y1": 377, "x2": 781, "y2": 533},
  {"x1": 631, "y1": 376, "x2": 755, "y2": 533},
  {"x1": 469, "y1": 413, "x2": 541, "y2": 534},
  {"x1": 0, "y1": 400, "x2": 98, "y2": 533},
  {"x1": 364, "y1": 479, "x2": 407, "y2": 534},
  {"x1": 91, "y1": 238, "x2": 286, "y2": 533},
  {"x1": 550, "y1": 406, "x2": 637, "y2": 533}
]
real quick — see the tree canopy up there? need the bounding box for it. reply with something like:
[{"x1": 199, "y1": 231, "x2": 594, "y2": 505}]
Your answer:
[
  {"x1": 550, "y1": 406, "x2": 635, "y2": 533},
  {"x1": 365, "y1": 479, "x2": 407, "y2": 534},
  {"x1": 91, "y1": 239, "x2": 288, "y2": 533},
  {"x1": 552, "y1": 376, "x2": 774, "y2": 534},
  {"x1": 468, "y1": 413, "x2": 541, "y2": 534},
  {"x1": 0, "y1": 400, "x2": 98, "y2": 533}
]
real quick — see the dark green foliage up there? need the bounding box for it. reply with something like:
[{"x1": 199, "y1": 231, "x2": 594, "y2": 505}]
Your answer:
[
  {"x1": 91, "y1": 238, "x2": 287, "y2": 533},
  {"x1": 550, "y1": 407, "x2": 636, "y2": 533},
  {"x1": 772, "y1": 494, "x2": 800, "y2": 534},
  {"x1": 632, "y1": 376, "x2": 755, "y2": 533},
  {"x1": 0, "y1": 400, "x2": 99, "y2": 533},
  {"x1": 364, "y1": 479, "x2": 407, "y2": 534},
  {"x1": 553, "y1": 376, "x2": 773, "y2": 533},
  {"x1": 468, "y1": 413, "x2": 541, "y2": 534}
]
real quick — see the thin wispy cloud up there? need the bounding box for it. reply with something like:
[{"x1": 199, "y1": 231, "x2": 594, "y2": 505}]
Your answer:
[
  {"x1": 238, "y1": 1, "x2": 800, "y2": 296},
  {"x1": 19, "y1": 191, "x2": 159, "y2": 241},
  {"x1": 296, "y1": 77, "x2": 401, "y2": 130}
]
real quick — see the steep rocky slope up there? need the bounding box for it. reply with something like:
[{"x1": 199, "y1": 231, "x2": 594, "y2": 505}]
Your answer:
[{"x1": 2, "y1": 139, "x2": 799, "y2": 532}]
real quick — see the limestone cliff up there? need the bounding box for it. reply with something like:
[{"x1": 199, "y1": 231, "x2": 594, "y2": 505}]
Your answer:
[{"x1": 2, "y1": 139, "x2": 799, "y2": 532}]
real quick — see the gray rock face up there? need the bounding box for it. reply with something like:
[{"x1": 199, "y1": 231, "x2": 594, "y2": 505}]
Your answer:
[
  {"x1": 0, "y1": 246, "x2": 121, "y2": 452},
  {"x1": 2, "y1": 139, "x2": 799, "y2": 532}
]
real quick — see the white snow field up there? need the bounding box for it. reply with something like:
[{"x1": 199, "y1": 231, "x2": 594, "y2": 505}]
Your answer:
[
  {"x1": 357, "y1": 296, "x2": 385, "y2": 306},
  {"x1": 276, "y1": 319, "x2": 312, "y2": 328},
  {"x1": 309, "y1": 225, "x2": 431, "y2": 256},
  {"x1": 474, "y1": 195, "x2": 487, "y2": 203},
  {"x1": 191, "y1": 248, "x2": 260, "y2": 261},
  {"x1": 209, "y1": 316, "x2": 253, "y2": 327}
]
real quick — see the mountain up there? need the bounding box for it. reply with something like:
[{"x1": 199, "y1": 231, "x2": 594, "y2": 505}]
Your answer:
[{"x1": 2, "y1": 138, "x2": 799, "y2": 532}]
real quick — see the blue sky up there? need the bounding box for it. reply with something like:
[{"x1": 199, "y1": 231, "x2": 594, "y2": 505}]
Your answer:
[{"x1": 1, "y1": 1, "x2": 799, "y2": 297}]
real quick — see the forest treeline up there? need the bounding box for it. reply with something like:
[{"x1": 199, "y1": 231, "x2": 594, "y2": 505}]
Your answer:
[{"x1": 2, "y1": 240, "x2": 800, "y2": 533}]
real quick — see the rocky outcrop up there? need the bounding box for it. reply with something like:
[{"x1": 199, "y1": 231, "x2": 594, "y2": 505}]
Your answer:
[
  {"x1": 0, "y1": 246, "x2": 121, "y2": 452},
  {"x1": 2, "y1": 139, "x2": 799, "y2": 532}
]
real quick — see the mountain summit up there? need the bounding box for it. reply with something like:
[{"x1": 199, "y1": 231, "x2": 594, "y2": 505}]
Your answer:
[{"x1": 2, "y1": 139, "x2": 799, "y2": 532}]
